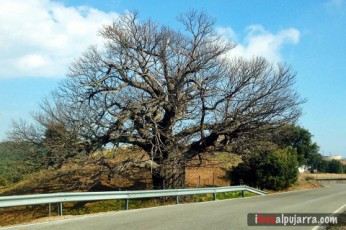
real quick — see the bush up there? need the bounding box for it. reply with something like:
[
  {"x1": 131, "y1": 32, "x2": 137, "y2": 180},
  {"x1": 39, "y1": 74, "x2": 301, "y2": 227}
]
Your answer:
[
  {"x1": 305, "y1": 176, "x2": 314, "y2": 181},
  {"x1": 230, "y1": 147, "x2": 299, "y2": 191},
  {"x1": 327, "y1": 160, "x2": 343, "y2": 174}
]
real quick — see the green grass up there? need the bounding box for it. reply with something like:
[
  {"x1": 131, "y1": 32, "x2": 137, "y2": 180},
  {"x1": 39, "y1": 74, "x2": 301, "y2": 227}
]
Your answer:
[
  {"x1": 50, "y1": 198, "x2": 177, "y2": 216},
  {"x1": 189, "y1": 191, "x2": 257, "y2": 202},
  {"x1": 217, "y1": 191, "x2": 257, "y2": 200},
  {"x1": 40, "y1": 192, "x2": 258, "y2": 216}
]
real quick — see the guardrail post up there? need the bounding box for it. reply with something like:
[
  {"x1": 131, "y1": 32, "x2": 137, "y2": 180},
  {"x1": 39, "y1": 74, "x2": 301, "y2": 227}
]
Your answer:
[
  {"x1": 57, "y1": 203, "x2": 63, "y2": 216},
  {"x1": 241, "y1": 190, "x2": 245, "y2": 198},
  {"x1": 124, "y1": 199, "x2": 129, "y2": 210},
  {"x1": 212, "y1": 172, "x2": 215, "y2": 187},
  {"x1": 48, "y1": 203, "x2": 51, "y2": 216},
  {"x1": 176, "y1": 196, "x2": 179, "y2": 204},
  {"x1": 213, "y1": 193, "x2": 217, "y2": 201}
]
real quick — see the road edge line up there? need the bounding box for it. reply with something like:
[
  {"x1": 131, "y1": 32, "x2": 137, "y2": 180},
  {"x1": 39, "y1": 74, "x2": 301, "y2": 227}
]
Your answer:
[{"x1": 311, "y1": 203, "x2": 346, "y2": 230}]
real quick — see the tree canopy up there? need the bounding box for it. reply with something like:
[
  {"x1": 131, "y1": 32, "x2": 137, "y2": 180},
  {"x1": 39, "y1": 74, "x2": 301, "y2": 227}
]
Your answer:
[
  {"x1": 273, "y1": 125, "x2": 319, "y2": 165},
  {"x1": 9, "y1": 11, "x2": 305, "y2": 189}
]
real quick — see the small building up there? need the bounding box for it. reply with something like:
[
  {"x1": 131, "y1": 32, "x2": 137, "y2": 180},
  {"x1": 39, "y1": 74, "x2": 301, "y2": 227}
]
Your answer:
[
  {"x1": 298, "y1": 165, "x2": 308, "y2": 173},
  {"x1": 323, "y1": 155, "x2": 342, "y2": 161}
]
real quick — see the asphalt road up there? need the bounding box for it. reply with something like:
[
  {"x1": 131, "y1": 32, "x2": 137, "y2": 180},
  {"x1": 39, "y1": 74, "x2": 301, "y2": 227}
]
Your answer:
[{"x1": 2, "y1": 184, "x2": 346, "y2": 230}]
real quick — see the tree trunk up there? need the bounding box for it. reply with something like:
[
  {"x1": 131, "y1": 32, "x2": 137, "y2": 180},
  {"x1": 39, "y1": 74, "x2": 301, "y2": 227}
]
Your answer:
[{"x1": 152, "y1": 157, "x2": 186, "y2": 189}]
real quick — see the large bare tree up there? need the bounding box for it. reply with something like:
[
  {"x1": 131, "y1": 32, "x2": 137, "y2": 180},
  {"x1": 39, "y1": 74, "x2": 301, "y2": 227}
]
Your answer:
[{"x1": 13, "y1": 11, "x2": 304, "y2": 189}]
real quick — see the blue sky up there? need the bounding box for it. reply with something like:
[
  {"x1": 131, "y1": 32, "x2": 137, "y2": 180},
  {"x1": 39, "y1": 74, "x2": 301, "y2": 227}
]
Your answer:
[{"x1": 0, "y1": 0, "x2": 345, "y2": 156}]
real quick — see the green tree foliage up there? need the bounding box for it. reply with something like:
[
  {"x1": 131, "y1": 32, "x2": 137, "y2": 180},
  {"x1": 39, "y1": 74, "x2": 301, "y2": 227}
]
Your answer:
[
  {"x1": 230, "y1": 148, "x2": 299, "y2": 190},
  {"x1": 305, "y1": 153, "x2": 344, "y2": 174},
  {"x1": 274, "y1": 125, "x2": 319, "y2": 166},
  {"x1": 327, "y1": 160, "x2": 343, "y2": 174},
  {"x1": 307, "y1": 153, "x2": 327, "y2": 172}
]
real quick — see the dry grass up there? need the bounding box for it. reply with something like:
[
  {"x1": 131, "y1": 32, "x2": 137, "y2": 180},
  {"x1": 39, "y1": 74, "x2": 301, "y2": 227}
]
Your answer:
[
  {"x1": 0, "y1": 151, "x2": 240, "y2": 196},
  {"x1": 186, "y1": 152, "x2": 241, "y2": 187},
  {"x1": 301, "y1": 173, "x2": 346, "y2": 179},
  {"x1": 0, "y1": 150, "x2": 241, "y2": 226}
]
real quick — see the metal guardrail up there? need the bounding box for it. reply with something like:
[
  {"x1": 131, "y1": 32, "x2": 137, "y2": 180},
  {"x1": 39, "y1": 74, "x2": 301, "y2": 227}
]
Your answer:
[{"x1": 0, "y1": 185, "x2": 266, "y2": 215}]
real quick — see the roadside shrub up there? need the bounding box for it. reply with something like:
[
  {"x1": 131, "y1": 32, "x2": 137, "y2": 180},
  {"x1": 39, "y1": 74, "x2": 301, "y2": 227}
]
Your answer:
[
  {"x1": 327, "y1": 160, "x2": 343, "y2": 174},
  {"x1": 230, "y1": 147, "x2": 299, "y2": 191}
]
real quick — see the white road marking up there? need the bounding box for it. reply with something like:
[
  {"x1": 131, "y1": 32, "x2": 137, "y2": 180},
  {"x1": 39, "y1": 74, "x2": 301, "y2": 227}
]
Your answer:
[{"x1": 311, "y1": 204, "x2": 346, "y2": 230}]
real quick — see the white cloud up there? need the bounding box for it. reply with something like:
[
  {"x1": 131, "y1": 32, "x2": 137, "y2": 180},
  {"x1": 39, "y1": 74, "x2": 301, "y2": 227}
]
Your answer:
[
  {"x1": 18, "y1": 54, "x2": 46, "y2": 69},
  {"x1": 218, "y1": 25, "x2": 300, "y2": 63},
  {"x1": 0, "y1": 0, "x2": 300, "y2": 78},
  {"x1": 0, "y1": 0, "x2": 118, "y2": 78},
  {"x1": 216, "y1": 27, "x2": 237, "y2": 41}
]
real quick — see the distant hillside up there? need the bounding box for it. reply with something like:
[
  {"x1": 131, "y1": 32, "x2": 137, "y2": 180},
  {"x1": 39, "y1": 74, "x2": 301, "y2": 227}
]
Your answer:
[{"x1": 0, "y1": 141, "x2": 37, "y2": 186}]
